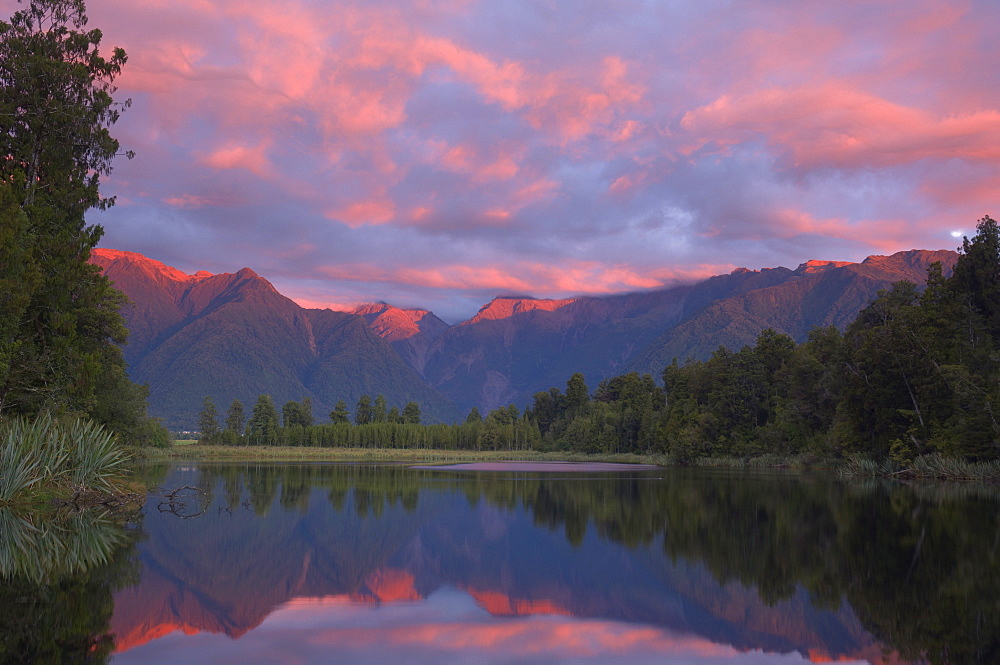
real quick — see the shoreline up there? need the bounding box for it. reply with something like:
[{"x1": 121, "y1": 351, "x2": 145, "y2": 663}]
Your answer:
[{"x1": 141, "y1": 445, "x2": 1000, "y2": 482}]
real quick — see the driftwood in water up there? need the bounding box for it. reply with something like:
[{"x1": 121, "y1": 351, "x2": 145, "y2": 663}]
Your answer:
[{"x1": 158, "y1": 485, "x2": 207, "y2": 518}]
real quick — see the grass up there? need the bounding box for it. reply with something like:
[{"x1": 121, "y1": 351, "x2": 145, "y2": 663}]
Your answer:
[
  {"x1": 0, "y1": 414, "x2": 133, "y2": 505},
  {"x1": 837, "y1": 452, "x2": 1000, "y2": 481},
  {"x1": 142, "y1": 443, "x2": 1000, "y2": 483},
  {"x1": 143, "y1": 444, "x2": 661, "y2": 465}
]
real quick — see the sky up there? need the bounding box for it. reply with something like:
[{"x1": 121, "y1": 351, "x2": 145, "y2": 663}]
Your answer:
[{"x1": 22, "y1": 0, "x2": 1000, "y2": 322}]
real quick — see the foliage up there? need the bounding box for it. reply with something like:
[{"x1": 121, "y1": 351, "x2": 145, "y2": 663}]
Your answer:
[
  {"x1": 354, "y1": 394, "x2": 373, "y2": 425},
  {"x1": 0, "y1": 0, "x2": 160, "y2": 445},
  {"x1": 246, "y1": 395, "x2": 278, "y2": 445},
  {"x1": 282, "y1": 397, "x2": 313, "y2": 428},
  {"x1": 0, "y1": 0, "x2": 123, "y2": 412},
  {"x1": 0, "y1": 414, "x2": 131, "y2": 502},
  {"x1": 402, "y1": 401, "x2": 421, "y2": 424},
  {"x1": 225, "y1": 398, "x2": 245, "y2": 436},
  {"x1": 328, "y1": 399, "x2": 349, "y2": 424},
  {"x1": 373, "y1": 394, "x2": 388, "y2": 423},
  {"x1": 198, "y1": 396, "x2": 219, "y2": 442}
]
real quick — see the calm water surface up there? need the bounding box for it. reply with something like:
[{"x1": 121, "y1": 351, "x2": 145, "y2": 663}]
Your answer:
[{"x1": 3, "y1": 462, "x2": 999, "y2": 664}]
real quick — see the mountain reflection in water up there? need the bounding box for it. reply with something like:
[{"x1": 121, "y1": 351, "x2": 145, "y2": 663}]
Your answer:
[{"x1": 106, "y1": 463, "x2": 1000, "y2": 665}]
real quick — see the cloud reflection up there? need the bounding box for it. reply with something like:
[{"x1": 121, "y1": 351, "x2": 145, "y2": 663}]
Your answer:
[{"x1": 112, "y1": 587, "x2": 861, "y2": 665}]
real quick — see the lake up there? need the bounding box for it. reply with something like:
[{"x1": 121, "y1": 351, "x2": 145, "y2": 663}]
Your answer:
[{"x1": 3, "y1": 461, "x2": 998, "y2": 664}]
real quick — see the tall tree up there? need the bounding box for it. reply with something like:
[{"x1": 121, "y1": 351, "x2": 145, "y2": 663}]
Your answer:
[
  {"x1": 565, "y1": 373, "x2": 590, "y2": 417},
  {"x1": 282, "y1": 400, "x2": 302, "y2": 428},
  {"x1": 373, "y1": 394, "x2": 387, "y2": 423},
  {"x1": 952, "y1": 215, "x2": 1000, "y2": 341},
  {"x1": 355, "y1": 395, "x2": 373, "y2": 425},
  {"x1": 0, "y1": 0, "x2": 139, "y2": 425},
  {"x1": 329, "y1": 400, "x2": 350, "y2": 424},
  {"x1": 402, "y1": 401, "x2": 421, "y2": 424},
  {"x1": 197, "y1": 396, "x2": 219, "y2": 441},
  {"x1": 299, "y1": 396, "x2": 313, "y2": 427},
  {"x1": 247, "y1": 394, "x2": 279, "y2": 445},
  {"x1": 282, "y1": 397, "x2": 313, "y2": 428},
  {"x1": 225, "y1": 398, "x2": 245, "y2": 436}
]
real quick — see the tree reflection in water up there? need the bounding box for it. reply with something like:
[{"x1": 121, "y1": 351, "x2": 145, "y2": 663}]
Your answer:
[{"x1": 0, "y1": 507, "x2": 138, "y2": 664}]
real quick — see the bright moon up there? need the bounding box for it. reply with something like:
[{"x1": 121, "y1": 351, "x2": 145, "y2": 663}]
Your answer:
[{"x1": 951, "y1": 230, "x2": 963, "y2": 238}]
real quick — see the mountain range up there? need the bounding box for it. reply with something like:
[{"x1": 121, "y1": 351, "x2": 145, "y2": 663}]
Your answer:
[{"x1": 91, "y1": 247, "x2": 957, "y2": 429}]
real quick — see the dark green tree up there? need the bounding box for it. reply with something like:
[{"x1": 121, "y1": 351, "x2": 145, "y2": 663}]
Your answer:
[
  {"x1": 197, "y1": 396, "x2": 220, "y2": 441},
  {"x1": 0, "y1": 0, "x2": 140, "y2": 426},
  {"x1": 282, "y1": 398, "x2": 313, "y2": 428},
  {"x1": 299, "y1": 396, "x2": 313, "y2": 427},
  {"x1": 225, "y1": 398, "x2": 245, "y2": 436},
  {"x1": 247, "y1": 394, "x2": 279, "y2": 445},
  {"x1": 373, "y1": 394, "x2": 388, "y2": 423},
  {"x1": 387, "y1": 405, "x2": 402, "y2": 424},
  {"x1": 355, "y1": 395, "x2": 373, "y2": 425},
  {"x1": 329, "y1": 399, "x2": 350, "y2": 424},
  {"x1": 565, "y1": 372, "x2": 590, "y2": 417},
  {"x1": 465, "y1": 406, "x2": 482, "y2": 423},
  {"x1": 952, "y1": 215, "x2": 1000, "y2": 340},
  {"x1": 402, "y1": 401, "x2": 421, "y2": 424}
]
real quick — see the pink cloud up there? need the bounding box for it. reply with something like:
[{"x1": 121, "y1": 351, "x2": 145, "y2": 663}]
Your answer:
[
  {"x1": 314, "y1": 260, "x2": 673, "y2": 295},
  {"x1": 414, "y1": 36, "x2": 528, "y2": 110},
  {"x1": 681, "y1": 83, "x2": 1000, "y2": 170},
  {"x1": 289, "y1": 297, "x2": 366, "y2": 313},
  {"x1": 163, "y1": 194, "x2": 213, "y2": 209},
  {"x1": 200, "y1": 141, "x2": 273, "y2": 178},
  {"x1": 521, "y1": 56, "x2": 647, "y2": 143},
  {"x1": 325, "y1": 199, "x2": 397, "y2": 227}
]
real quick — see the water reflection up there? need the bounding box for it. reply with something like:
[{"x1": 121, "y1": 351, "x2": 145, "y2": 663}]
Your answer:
[
  {"x1": 0, "y1": 507, "x2": 138, "y2": 663},
  {"x1": 0, "y1": 507, "x2": 132, "y2": 583},
  {"x1": 106, "y1": 464, "x2": 1000, "y2": 664}
]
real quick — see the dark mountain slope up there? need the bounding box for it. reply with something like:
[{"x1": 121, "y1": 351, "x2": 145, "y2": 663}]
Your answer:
[
  {"x1": 628, "y1": 249, "x2": 957, "y2": 373},
  {"x1": 92, "y1": 249, "x2": 458, "y2": 428},
  {"x1": 351, "y1": 303, "x2": 450, "y2": 375},
  {"x1": 303, "y1": 309, "x2": 458, "y2": 424},
  {"x1": 421, "y1": 262, "x2": 864, "y2": 414}
]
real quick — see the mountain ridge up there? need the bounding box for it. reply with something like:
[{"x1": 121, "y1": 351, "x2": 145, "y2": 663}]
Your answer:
[{"x1": 91, "y1": 247, "x2": 956, "y2": 427}]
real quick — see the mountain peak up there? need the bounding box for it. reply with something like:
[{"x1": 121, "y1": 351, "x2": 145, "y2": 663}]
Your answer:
[
  {"x1": 795, "y1": 259, "x2": 854, "y2": 274},
  {"x1": 464, "y1": 296, "x2": 577, "y2": 325},
  {"x1": 352, "y1": 302, "x2": 448, "y2": 342},
  {"x1": 91, "y1": 248, "x2": 213, "y2": 284}
]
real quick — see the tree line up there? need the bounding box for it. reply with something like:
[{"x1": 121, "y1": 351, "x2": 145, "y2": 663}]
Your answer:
[
  {"x1": 195, "y1": 216, "x2": 1000, "y2": 464},
  {"x1": 197, "y1": 393, "x2": 427, "y2": 446}
]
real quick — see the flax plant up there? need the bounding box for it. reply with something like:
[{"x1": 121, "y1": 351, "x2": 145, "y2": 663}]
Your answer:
[{"x1": 0, "y1": 414, "x2": 131, "y2": 503}]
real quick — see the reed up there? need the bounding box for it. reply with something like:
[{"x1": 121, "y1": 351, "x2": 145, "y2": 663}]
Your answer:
[
  {"x1": 906, "y1": 453, "x2": 1000, "y2": 481},
  {"x1": 837, "y1": 454, "x2": 899, "y2": 478}
]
